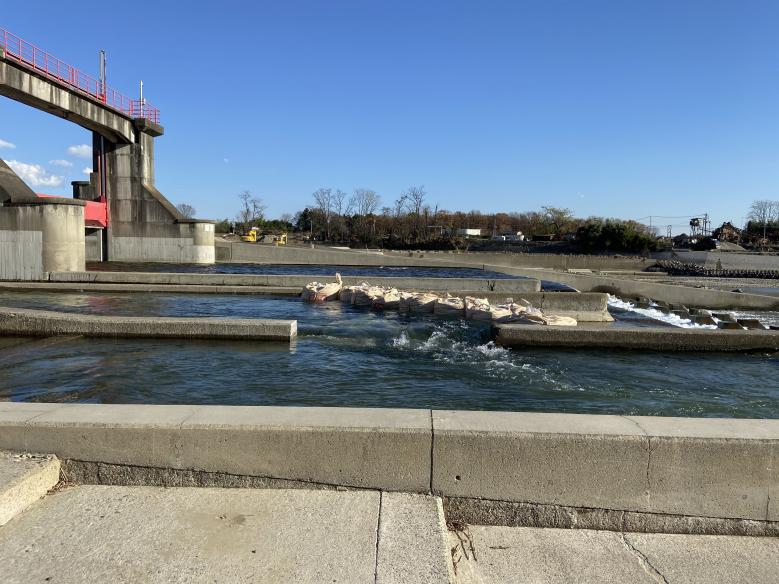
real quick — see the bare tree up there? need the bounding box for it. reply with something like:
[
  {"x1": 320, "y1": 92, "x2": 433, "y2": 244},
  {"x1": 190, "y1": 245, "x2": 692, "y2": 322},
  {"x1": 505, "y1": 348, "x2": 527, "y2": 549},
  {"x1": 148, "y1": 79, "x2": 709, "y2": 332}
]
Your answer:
[
  {"x1": 349, "y1": 188, "x2": 381, "y2": 244},
  {"x1": 748, "y1": 200, "x2": 779, "y2": 243},
  {"x1": 176, "y1": 203, "x2": 196, "y2": 218},
  {"x1": 312, "y1": 187, "x2": 334, "y2": 241},
  {"x1": 402, "y1": 185, "x2": 426, "y2": 241},
  {"x1": 236, "y1": 190, "x2": 266, "y2": 231}
]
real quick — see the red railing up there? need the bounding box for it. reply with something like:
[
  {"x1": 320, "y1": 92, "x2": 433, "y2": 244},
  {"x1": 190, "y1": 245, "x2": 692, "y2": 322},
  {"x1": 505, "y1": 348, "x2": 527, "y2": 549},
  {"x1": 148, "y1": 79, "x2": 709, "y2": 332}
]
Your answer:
[{"x1": 0, "y1": 27, "x2": 160, "y2": 124}]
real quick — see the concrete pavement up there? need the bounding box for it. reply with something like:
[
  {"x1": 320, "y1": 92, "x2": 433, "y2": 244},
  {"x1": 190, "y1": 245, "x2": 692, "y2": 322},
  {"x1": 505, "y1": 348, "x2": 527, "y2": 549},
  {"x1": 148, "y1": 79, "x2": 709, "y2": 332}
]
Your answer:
[
  {"x1": 0, "y1": 485, "x2": 452, "y2": 584},
  {"x1": 2, "y1": 481, "x2": 777, "y2": 583},
  {"x1": 450, "y1": 525, "x2": 779, "y2": 583}
]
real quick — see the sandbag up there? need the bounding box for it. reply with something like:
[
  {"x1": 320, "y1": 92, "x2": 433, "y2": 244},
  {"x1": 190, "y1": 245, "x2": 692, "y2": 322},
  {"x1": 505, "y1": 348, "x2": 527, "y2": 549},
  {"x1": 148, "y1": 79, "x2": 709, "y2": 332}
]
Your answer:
[
  {"x1": 434, "y1": 295, "x2": 465, "y2": 317},
  {"x1": 373, "y1": 288, "x2": 401, "y2": 310},
  {"x1": 465, "y1": 296, "x2": 492, "y2": 321},
  {"x1": 405, "y1": 292, "x2": 439, "y2": 313}
]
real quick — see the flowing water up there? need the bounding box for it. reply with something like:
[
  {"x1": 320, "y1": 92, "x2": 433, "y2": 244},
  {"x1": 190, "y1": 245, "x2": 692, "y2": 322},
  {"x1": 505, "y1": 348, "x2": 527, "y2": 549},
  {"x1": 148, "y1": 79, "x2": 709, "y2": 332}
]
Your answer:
[{"x1": 0, "y1": 291, "x2": 776, "y2": 418}]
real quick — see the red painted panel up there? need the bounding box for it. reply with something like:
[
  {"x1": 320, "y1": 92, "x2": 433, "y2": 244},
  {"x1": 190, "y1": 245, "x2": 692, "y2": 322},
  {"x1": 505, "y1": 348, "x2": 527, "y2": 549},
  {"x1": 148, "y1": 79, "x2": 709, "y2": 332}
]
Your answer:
[{"x1": 36, "y1": 194, "x2": 108, "y2": 228}]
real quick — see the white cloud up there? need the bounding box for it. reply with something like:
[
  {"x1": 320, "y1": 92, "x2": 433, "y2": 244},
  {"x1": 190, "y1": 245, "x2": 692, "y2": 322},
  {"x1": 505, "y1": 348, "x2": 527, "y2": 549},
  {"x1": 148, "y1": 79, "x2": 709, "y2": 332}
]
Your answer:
[
  {"x1": 0, "y1": 139, "x2": 15, "y2": 149},
  {"x1": 223, "y1": 158, "x2": 229, "y2": 164},
  {"x1": 49, "y1": 159, "x2": 74, "y2": 168},
  {"x1": 66, "y1": 144, "x2": 92, "y2": 158},
  {"x1": 6, "y1": 160, "x2": 64, "y2": 188},
  {"x1": 82, "y1": 167, "x2": 92, "y2": 176}
]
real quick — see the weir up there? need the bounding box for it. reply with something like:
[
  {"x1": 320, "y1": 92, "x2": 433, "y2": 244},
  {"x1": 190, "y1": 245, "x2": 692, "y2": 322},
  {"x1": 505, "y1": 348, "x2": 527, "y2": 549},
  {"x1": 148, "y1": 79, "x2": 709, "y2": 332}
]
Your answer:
[{"x1": 0, "y1": 28, "x2": 215, "y2": 280}]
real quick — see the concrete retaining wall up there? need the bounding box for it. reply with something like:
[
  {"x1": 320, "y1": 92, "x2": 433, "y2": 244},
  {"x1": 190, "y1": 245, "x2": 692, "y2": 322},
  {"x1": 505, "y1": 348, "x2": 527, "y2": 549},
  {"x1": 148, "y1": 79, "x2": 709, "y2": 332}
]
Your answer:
[
  {"x1": 494, "y1": 324, "x2": 779, "y2": 352},
  {"x1": 0, "y1": 404, "x2": 775, "y2": 528},
  {"x1": 216, "y1": 242, "x2": 653, "y2": 272},
  {"x1": 111, "y1": 223, "x2": 215, "y2": 264},
  {"x1": 48, "y1": 271, "x2": 541, "y2": 293},
  {"x1": 488, "y1": 265, "x2": 779, "y2": 310},
  {"x1": 655, "y1": 250, "x2": 779, "y2": 271},
  {"x1": 216, "y1": 241, "x2": 472, "y2": 268},
  {"x1": 0, "y1": 306, "x2": 296, "y2": 341}
]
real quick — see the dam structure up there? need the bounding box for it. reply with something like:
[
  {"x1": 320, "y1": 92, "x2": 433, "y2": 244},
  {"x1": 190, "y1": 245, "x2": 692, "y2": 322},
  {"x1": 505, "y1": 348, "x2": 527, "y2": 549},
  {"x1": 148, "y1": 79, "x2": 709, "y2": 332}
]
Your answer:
[{"x1": 0, "y1": 28, "x2": 215, "y2": 280}]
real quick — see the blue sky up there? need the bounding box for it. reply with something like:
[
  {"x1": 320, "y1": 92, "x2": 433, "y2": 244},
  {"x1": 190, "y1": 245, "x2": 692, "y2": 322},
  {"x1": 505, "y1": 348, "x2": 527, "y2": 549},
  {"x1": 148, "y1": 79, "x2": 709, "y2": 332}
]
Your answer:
[{"x1": 1, "y1": 1, "x2": 777, "y2": 232}]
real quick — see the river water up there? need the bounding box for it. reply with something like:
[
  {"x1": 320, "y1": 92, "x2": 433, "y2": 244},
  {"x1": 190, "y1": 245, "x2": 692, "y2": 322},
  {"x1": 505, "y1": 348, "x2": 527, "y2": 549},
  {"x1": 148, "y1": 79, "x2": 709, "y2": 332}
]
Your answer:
[{"x1": 0, "y1": 291, "x2": 776, "y2": 418}]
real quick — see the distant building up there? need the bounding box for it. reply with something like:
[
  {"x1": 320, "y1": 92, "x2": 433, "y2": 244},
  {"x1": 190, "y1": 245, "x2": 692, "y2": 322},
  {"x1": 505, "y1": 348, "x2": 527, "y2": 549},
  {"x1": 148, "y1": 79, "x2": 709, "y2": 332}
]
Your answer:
[
  {"x1": 456, "y1": 228, "x2": 482, "y2": 238},
  {"x1": 491, "y1": 231, "x2": 525, "y2": 242}
]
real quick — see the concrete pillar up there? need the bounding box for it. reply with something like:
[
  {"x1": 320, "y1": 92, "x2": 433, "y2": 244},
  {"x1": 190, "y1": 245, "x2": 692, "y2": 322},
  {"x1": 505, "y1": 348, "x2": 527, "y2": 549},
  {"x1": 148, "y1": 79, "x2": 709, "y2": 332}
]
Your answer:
[{"x1": 0, "y1": 200, "x2": 85, "y2": 280}]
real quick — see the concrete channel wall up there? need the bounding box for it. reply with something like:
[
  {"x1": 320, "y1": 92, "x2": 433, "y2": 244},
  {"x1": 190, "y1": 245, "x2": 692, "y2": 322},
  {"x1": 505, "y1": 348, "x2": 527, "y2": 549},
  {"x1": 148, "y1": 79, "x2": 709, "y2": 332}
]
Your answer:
[
  {"x1": 494, "y1": 324, "x2": 779, "y2": 351},
  {"x1": 0, "y1": 404, "x2": 776, "y2": 534},
  {"x1": 488, "y1": 265, "x2": 779, "y2": 310},
  {"x1": 48, "y1": 271, "x2": 542, "y2": 293},
  {"x1": 0, "y1": 306, "x2": 296, "y2": 341}
]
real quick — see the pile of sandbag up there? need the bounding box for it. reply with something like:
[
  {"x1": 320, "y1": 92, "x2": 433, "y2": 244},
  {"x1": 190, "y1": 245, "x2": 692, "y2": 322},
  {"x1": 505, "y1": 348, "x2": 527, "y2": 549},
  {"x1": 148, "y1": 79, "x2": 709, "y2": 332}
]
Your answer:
[{"x1": 301, "y1": 277, "x2": 577, "y2": 326}]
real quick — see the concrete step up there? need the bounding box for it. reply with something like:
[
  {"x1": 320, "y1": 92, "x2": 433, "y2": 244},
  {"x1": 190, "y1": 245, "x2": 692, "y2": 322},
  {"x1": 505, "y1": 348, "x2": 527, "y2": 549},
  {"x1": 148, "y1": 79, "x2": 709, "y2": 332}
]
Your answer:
[
  {"x1": 0, "y1": 451, "x2": 59, "y2": 527},
  {"x1": 449, "y1": 525, "x2": 779, "y2": 583},
  {"x1": 0, "y1": 485, "x2": 454, "y2": 584}
]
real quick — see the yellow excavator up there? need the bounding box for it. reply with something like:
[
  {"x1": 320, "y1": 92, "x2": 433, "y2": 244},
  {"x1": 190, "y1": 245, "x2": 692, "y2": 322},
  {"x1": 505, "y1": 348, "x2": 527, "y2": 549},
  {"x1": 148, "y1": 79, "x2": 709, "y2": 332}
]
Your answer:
[{"x1": 241, "y1": 228, "x2": 259, "y2": 243}]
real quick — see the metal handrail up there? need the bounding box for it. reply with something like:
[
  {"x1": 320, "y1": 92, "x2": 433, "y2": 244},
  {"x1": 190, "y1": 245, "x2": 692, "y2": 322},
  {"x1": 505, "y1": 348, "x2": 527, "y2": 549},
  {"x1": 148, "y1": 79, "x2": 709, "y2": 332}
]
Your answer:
[{"x1": 0, "y1": 27, "x2": 160, "y2": 124}]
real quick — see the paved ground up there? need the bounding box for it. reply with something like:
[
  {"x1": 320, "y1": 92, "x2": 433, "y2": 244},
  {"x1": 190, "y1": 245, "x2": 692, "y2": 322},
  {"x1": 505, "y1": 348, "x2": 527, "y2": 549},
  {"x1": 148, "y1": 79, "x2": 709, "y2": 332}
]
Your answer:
[
  {"x1": 449, "y1": 525, "x2": 779, "y2": 584},
  {"x1": 0, "y1": 479, "x2": 777, "y2": 582},
  {"x1": 0, "y1": 485, "x2": 452, "y2": 584}
]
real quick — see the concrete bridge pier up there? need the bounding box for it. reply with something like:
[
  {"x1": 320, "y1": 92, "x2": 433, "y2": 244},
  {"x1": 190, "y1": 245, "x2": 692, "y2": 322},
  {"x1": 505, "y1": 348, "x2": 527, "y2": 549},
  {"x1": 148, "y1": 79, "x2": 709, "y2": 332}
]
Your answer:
[{"x1": 78, "y1": 124, "x2": 215, "y2": 264}]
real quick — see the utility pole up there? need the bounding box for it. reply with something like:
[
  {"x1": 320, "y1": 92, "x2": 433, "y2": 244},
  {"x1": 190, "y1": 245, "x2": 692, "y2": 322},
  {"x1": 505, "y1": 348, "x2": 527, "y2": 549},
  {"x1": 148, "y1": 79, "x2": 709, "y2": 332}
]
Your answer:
[{"x1": 98, "y1": 50, "x2": 106, "y2": 101}]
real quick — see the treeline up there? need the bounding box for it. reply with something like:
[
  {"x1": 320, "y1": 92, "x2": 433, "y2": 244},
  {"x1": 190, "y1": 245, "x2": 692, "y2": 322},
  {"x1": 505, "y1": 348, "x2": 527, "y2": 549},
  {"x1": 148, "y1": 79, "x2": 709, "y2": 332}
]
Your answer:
[
  {"x1": 213, "y1": 186, "x2": 657, "y2": 253},
  {"x1": 289, "y1": 186, "x2": 656, "y2": 253}
]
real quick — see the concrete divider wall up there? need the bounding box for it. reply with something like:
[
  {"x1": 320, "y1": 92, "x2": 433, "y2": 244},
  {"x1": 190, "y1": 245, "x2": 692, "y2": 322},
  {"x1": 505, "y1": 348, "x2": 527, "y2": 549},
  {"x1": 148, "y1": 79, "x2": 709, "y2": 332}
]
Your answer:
[
  {"x1": 494, "y1": 324, "x2": 779, "y2": 351},
  {"x1": 49, "y1": 271, "x2": 541, "y2": 293},
  {"x1": 0, "y1": 403, "x2": 776, "y2": 526},
  {"x1": 0, "y1": 306, "x2": 296, "y2": 341}
]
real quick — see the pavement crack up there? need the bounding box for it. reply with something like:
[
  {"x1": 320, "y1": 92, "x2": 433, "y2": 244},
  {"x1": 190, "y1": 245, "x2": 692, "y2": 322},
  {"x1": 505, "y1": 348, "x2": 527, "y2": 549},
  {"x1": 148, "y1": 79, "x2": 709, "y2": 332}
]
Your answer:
[
  {"x1": 767, "y1": 462, "x2": 772, "y2": 521},
  {"x1": 373, "y1": 491, "x2": 383, "y2": 584},
  {"x1": 619, "y1": 533, "x2": 669, "y2": 584},
  {"x1": 429, "y1": 409, "x2": 434, "y2": 495}
]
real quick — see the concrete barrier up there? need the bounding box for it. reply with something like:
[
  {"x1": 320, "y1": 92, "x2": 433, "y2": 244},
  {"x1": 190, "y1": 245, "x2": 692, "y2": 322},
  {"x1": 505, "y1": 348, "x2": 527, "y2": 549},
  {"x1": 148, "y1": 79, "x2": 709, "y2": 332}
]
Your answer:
[
  {"x1": 0, "y1": 306, "x2": 296, "y2": 341},
  {"x1": 48, "y1": 271, "x2": 541, "y2": 293},
  {"x1": 493, "y1": 324, "x2": 779, "y2": 351},
  {"x1": 0, "y1": 404, "x2": 431, "y2": 493},
  {"x1": 0, "y1": 404, "x2": 776, "y2": 532},
  {"x1": 431, "y1": 410, "x2": 778, "y2": 524}
]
